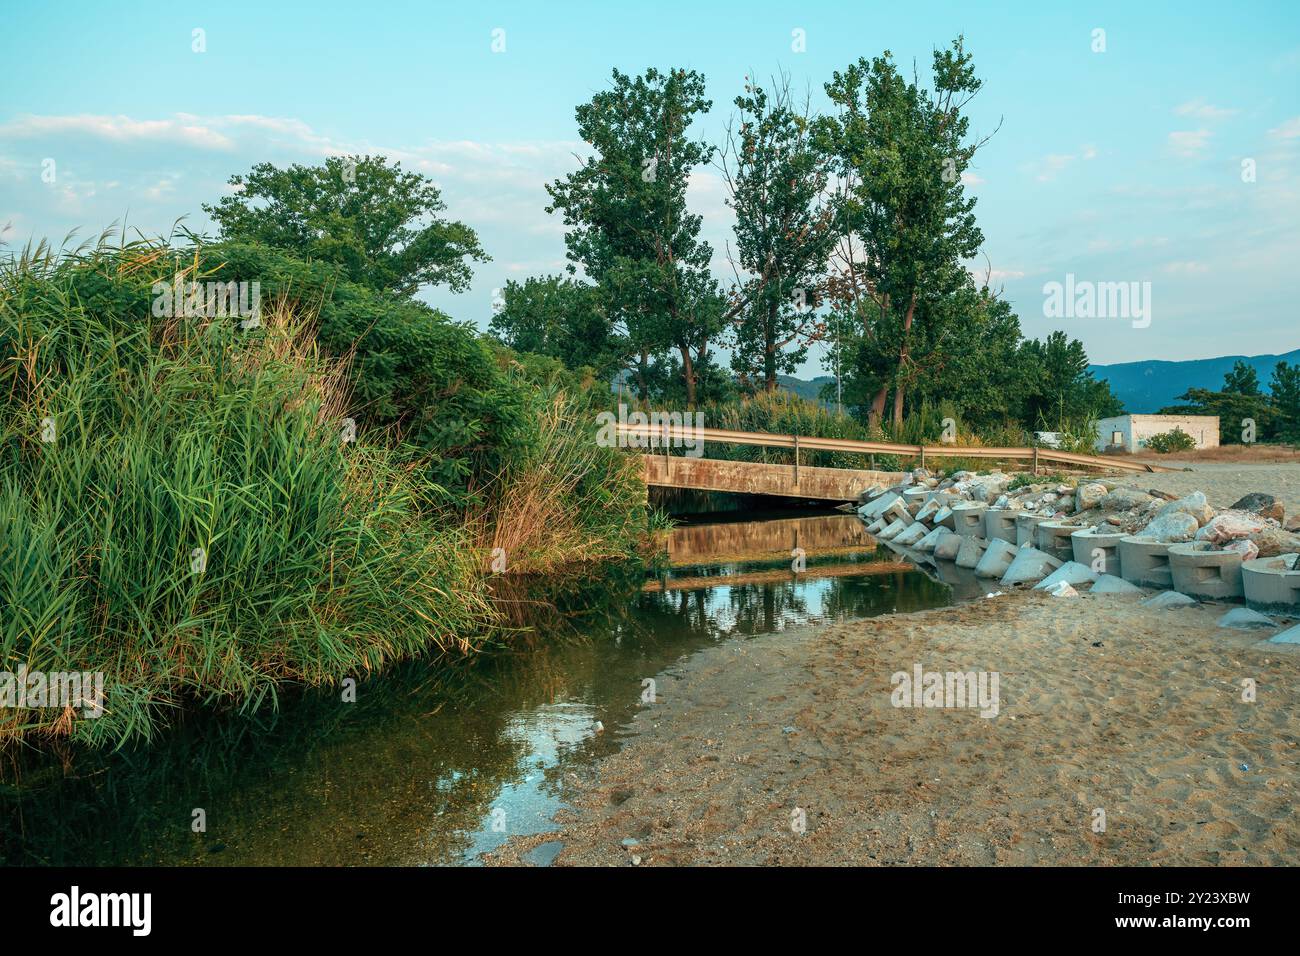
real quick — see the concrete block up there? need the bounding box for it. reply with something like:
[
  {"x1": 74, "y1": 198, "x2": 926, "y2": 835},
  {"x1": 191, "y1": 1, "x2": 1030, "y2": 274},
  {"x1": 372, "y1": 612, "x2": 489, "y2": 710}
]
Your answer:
[
  {"x1": 1241, "y1": 553, "x2": 1300, "y2": 613},
  {"x1": 1000, "y1": 547, "x2": 1063, "y2": 586},
  {"x1": 933, "y1": 505, "x2": 956, "y2": 530},
  {"x1": 914, "y1": 526, "x2": 950, "y2": 553},
  {"x1": 892, "y1": 522, "x2": 929, "y2": 547},
  {"x1": 951, "y1": 501, "x2": 988, "y2": 538},
  {"x1": 1034, "y1": 561, "x2": 1098, "y2": 590},
  {"x1": 983, "y1": 508, "x2": 1019, "y2": 544},
  {"x1": 1071, "y1": 528, "x2": 1127, "y2": 576},
  {"x1": 932, "y1": 529, "x2": 963, "y2": 561},
  {"x1": 1036, "y1": 521, "x2": 1087, "y2": 561},
  {"x1": 1089, "y1": 574, "x2": 1143, "y2": 595},
  {"x1": 1168, "y1": 542, "x2": 1244, "y2": 600},
  {"x1": 1267, "y1": 624, "x2": 1300, "y2": 644},
  {"x1": 860, "y1": 492, "x2": 901, "y2": 520},
  {"x1": 1119, "y1": 536, "x2": 1174, "y2": 589},
  {"x1": 1141, "y1": 590, "x2": 1198, "y2": 609},
  {"x1": 955, "y1": 535, "x2": 988, "y2": 569},
  {"x1": 974, "y1": 538, "x2": 1020, "y2": 578},
  {"x1": 1217, "y1": 607, "x2": 1276, "y2": 629},
  {"x1": 1015, "y1": 513, "x2": 1049, "y2": 548},
  {"x1": 877, "y1": 517, "x2": 910, "y2": 541}
]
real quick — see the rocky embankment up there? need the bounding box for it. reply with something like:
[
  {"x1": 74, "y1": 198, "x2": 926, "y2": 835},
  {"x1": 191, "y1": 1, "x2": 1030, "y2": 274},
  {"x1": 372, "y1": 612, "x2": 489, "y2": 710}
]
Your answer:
[{"x1": 858, "y1": 468, "x2": 1300, "y2": 632}]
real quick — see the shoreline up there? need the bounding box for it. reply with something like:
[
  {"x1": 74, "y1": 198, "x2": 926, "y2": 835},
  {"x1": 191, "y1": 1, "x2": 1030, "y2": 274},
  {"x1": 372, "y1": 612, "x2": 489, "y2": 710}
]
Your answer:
[{"x1": 489, "y1": 589, "x2": 1300, "y2": 866}]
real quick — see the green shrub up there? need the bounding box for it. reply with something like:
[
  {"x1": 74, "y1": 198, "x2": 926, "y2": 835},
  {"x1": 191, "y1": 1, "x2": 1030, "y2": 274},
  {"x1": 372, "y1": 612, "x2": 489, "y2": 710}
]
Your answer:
[
  {"x1": 0, "y1": 240, "x2": 495, "y2": 746},
  {"x1": 1145, "y1": 427, "x2": 1196, "y2": 454}
]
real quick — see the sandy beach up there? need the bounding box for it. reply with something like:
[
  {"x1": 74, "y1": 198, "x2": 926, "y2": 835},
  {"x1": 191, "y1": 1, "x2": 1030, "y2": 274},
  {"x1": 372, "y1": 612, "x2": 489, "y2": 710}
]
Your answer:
[{"x1": 489, "y1": 590, "x2": 1300, "y2": 866}]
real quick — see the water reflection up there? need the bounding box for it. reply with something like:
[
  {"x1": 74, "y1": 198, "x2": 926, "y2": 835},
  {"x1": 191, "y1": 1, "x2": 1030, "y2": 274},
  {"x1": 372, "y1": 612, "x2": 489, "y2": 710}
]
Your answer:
[{"x1": 0, "y1": 512, "x2": 950, "y2": 867}]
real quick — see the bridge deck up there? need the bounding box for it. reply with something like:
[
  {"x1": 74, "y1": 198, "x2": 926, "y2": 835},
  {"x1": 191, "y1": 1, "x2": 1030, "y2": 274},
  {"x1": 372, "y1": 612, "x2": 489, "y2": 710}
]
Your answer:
[{"x1": 644, "y1": 455, "x2": 904, "y2": 502}]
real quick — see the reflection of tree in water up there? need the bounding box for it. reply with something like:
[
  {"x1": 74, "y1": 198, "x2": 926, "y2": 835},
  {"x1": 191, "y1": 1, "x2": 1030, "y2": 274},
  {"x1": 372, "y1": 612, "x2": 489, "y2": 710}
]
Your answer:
[{"x1": 0, "y1": 552, "x2": 951, "y2": 866}]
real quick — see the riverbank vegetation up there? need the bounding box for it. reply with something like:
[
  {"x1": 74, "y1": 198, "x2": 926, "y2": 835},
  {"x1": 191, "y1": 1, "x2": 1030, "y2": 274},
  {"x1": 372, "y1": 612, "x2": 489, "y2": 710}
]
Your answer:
[{"x1": 0, "y1": 230, "x2": 649, "y2": 747}]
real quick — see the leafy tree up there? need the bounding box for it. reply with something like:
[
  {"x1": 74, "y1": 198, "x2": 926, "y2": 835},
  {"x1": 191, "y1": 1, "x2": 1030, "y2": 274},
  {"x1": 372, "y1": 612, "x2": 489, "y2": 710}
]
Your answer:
[
  {"x1": 546, "y1": 67, "x2": 718, "y2": 405},
  {"x1": 817, "y1": 37, "x2": 991, "y2": 425},
  {"x1": 1269, "y1": 361, "x2": 1300, "y2": 442},
  {"x1": 1222, "y1": 360, "x2": 1260, "y2": 396},
  {"x1": 1017, "y1": 331, "x2": 1123, "y2": 427},
  {"x1": 487, "y1": 275, "x2": 622, "y2": 377},
  {"x1": 720, "y1": 74, "x2": 837, "y2": 393},
  {"x1": 203, "y1": 155, "x2": 487, "y2": 297},
  {"x1": 1160, "y1": 388, "x2": 1274, "y2": 444}
]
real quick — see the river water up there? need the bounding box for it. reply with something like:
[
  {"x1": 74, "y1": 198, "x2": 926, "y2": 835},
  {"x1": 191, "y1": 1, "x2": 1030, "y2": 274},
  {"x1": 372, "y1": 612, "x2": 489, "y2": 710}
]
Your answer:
[{"x1": 0, "y1": 509, "x2": 954, "y2": 866}]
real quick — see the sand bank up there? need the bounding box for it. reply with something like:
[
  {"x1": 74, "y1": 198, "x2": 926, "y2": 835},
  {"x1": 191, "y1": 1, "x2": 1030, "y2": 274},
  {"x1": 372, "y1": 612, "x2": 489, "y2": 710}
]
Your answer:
[{"x1": 489, "y1": 591, "x2": 1299, "y2": 866}]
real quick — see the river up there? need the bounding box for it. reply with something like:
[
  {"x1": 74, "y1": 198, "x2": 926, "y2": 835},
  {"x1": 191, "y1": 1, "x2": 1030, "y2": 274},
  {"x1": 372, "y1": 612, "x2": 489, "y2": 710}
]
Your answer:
[{"x1": 0, "y1": 509, "x2": 956, "y2": 866}]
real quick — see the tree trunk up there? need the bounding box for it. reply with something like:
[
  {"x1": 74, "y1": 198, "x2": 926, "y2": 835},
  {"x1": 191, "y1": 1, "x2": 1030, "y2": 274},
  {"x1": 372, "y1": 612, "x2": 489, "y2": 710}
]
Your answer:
[
  {"x1": 868, "y1": 386, "x2": 888, "y2": 427},
  {"x1": 679, "y1": 344, "x2": 697, "y2": 407},
  {"x1": 891, "y1": 293, "x2": 918, "y2": 428},
  {"x1": 764, "y1": 298, "x2": 779, "y2": 392}
]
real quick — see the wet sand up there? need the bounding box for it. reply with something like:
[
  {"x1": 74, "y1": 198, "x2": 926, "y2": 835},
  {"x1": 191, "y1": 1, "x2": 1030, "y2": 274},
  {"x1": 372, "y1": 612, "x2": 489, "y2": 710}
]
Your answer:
[{"x1": 489, "y1": 591, "x2": 1300, "y2": 866}]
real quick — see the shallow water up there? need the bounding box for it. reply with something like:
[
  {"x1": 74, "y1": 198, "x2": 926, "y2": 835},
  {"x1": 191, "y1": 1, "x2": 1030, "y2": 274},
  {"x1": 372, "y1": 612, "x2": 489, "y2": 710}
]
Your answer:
[{"x1": 0, "y1": 510, "x2": 951, "y2": 866}]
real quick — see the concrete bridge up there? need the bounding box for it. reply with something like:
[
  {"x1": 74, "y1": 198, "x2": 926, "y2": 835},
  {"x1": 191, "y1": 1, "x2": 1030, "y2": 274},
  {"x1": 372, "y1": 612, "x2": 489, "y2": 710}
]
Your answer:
[{"x1": 643, "y1": 455, "x2": 903, "y2": 503}]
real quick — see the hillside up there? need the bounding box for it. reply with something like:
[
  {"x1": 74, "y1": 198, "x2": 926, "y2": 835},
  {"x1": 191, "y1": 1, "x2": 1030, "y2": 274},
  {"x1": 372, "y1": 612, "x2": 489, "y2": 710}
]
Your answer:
[{"x1": 1089, "y1": 348, "x2": 1300, "y2": 413}]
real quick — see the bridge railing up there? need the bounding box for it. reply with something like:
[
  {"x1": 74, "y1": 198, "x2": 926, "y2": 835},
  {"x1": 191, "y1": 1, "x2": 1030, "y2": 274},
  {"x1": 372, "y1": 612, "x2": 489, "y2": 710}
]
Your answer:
[{"x1": 615, "y1": 423, "x2": 1177, "y2": 474}]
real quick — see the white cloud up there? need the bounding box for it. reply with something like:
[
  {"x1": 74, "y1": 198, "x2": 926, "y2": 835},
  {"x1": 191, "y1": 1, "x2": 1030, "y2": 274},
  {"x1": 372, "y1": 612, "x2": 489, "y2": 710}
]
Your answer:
[
  {"x1": 0, "y1": 114, "x2": 236, "y2": 150},
  {"x1": 1174, "y1": 99, "x2": 1238, "y2": 121},
  {"x1": 1163, "y1": 260, "x2": 1209, "y2": 275},
  {"x1": 1268, "y1": 116, "x2": 1300, "y2": 139},
  {"x1": 1168, "y1": 129, "x2": 1212, "y2": 157}
]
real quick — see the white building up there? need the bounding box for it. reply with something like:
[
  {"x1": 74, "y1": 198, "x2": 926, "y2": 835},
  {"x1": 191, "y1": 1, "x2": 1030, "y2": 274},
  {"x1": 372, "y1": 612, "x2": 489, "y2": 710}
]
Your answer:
[{"x1": 1094, "y1": 414, "x2": 1219, "y2": 453}]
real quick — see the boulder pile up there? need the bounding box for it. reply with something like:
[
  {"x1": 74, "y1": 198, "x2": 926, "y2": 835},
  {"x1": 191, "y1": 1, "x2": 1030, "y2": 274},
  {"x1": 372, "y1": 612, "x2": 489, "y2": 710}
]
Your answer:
[{"x1": 856, "y1": 468, "x2": 1300, "y2": 606}]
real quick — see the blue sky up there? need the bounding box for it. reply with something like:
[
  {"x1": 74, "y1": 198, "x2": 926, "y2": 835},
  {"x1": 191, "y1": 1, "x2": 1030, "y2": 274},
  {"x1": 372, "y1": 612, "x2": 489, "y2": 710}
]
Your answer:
[{"x1": 2, "y1": 0, "x2": 1298, "y2": 373}]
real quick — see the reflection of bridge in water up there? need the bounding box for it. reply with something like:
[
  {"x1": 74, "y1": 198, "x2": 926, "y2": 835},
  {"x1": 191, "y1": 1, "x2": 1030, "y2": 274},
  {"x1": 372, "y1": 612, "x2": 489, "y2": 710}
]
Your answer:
[{"x1": 664, "y1": 513, "x2": 878, "y2": 565}]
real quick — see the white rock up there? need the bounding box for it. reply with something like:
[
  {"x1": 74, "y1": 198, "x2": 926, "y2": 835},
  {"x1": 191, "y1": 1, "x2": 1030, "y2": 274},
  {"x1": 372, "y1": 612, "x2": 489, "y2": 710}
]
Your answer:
[
  {"x1": 1000, "y1": 547, "x2": 1063, "y2": 586},
  {"x1": 1043, "y1": 580, "x2": 1078, "y2": 597}
]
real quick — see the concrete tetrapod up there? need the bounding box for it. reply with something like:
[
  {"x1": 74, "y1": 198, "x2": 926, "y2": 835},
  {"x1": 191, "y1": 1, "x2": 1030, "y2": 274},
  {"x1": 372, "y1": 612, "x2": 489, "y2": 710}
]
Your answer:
[
  {"x1": 1034, "y1": 561, "x2": 1099, "y2": 590},
  {"x1": 1036, "y1": 521, "x2": 1087, "y2": 562},
  {"x1": 892, "y1": 522, "x2": 930, "y2": 547},
  {"x1": 931, "y1": 529, "x2": 964, "y2": 561},
  {"x1": 933, "y1": 505, "x2": 956, "y2": 531},
  {"x1": 1168, "y1": 542, "x2": 1245, "y2": 599},
  {"x1": 950, "y1": 502, "x2": 988, "y2": 538},
  {"x1": 954, "y1": 535, "x2": 989, "y2": 569},
  {"x1": 1015, "y1": 513, "x2": 1049, "y2": 548},
  {"x1": 1000, "y1": 547, "x2": 1063, "y2": 586},
  {"x1": 974, "y1": 538, "x2": 1020, "y2": 578},
  {"x1": 1089, "y1": 574, "x2": 1144, "y2": 595},
  {"x1": 1118, "y1": 536, "x2": 1174, "y2": 589},
  {"x1": 983, "y1": 508, "x2": 1019, "y2": 544},
  {"x1": 914, "y1": 526, "x2": 950, "y2": 553},
  {"x1": 1241, "y1": 553, "x2": 1300, "y2": 612},
  {"x1": 1071, "y1": 529, "x2": 1126, "y2": 576},
  {"x1": 877, "y1": 518, "x2": 910, "y2": 542}
]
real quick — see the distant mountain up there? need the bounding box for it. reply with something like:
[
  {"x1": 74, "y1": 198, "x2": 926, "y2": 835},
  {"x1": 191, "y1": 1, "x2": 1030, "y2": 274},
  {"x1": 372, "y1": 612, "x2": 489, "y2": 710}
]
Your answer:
[
  {"x1": 776, "y1": 374, "x2": 836, "y2": 401},
  {"x1": 1090, "y1": 349, "x2": 1300, "y2": 414}
]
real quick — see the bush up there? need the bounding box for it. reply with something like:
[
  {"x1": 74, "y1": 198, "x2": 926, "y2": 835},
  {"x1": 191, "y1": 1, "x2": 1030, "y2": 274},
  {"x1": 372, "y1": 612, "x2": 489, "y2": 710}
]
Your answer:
[
  {"x1": 0, "y1": 240, "x2": 495, "y2": 746},
  {"x1": 1145, "y1": 427, "x2": 1196, "y2": 454},
  {"x1": 185, "y1": 240, "x2": 533, "y2": 508}
]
